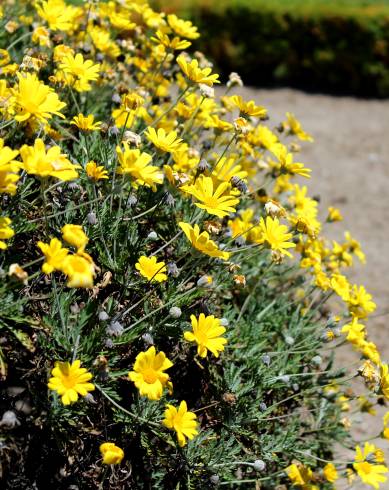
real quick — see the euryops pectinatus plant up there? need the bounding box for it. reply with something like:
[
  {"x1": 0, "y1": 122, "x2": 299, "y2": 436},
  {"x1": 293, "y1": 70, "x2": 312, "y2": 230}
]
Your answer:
[{"x1": 0, "y1": 1, "x2": 387, "y2": 489}]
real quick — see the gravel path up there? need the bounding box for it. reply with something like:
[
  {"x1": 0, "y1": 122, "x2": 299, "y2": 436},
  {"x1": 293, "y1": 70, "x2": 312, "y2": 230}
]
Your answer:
[{"x1": 237, "y1": 87, "x2": 389, "y2": 488}]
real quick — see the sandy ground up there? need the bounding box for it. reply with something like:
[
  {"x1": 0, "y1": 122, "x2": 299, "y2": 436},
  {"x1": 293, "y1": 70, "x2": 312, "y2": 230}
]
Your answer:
[{"x1": 237, "y1": 87, "x2": 389, "y2": 488}]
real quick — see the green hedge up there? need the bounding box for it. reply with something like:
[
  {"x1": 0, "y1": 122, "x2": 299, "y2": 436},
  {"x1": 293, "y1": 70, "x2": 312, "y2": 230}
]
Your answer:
[{"x1": 156, "y1": 0, "x2": 389, "y2": 97}]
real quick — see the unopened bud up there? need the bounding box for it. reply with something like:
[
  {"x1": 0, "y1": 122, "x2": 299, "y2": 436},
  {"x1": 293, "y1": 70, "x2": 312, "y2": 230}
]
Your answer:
[
  {"x1": 106, "y1": 321, "x2": 123, "y2": 337},
  {"x1": 147, "y1": 231, "x2": 158, "y2": 241},
  {"x1": 87, "y1": 211, "x2": 97, "y2": 225},
  {"x1": 99, "y1": 311, "x2": 109, "y2": 321},
  {"x1": 253, "y1": 460, "x2": 266, "y2": 472},
  {"x1": 169, "y1": 307, "x2": 182, "y2": 318}
]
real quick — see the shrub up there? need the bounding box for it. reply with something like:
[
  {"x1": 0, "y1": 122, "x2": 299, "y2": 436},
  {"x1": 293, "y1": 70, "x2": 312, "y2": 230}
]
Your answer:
[
  {"x1": 0, "y1": 1, "x2": 387, "y2": 489},
  {"x1": 156, "y1": 0, "x2": 389, "y2": 97}
]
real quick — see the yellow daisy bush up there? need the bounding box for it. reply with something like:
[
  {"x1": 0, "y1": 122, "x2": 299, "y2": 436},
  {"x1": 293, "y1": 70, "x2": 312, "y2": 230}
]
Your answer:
[{"x1": 0, "y1": 0, "x2": 385, "y2": 487}]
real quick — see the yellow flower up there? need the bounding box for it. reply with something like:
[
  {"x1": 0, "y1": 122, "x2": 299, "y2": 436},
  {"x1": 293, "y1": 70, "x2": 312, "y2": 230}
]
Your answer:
[
  {"x1": 330, "y1": 273, "x2": 350, "y2": 301},
  {"x1": 61, "y1": 224, "x2": 88, "y2": 251},
  {"x1": 145, "y1": 127, "x2": 183, "y2": 153},
  {"x1": 327, "y1": 206, "x2": 343, "y2": 222},
  {"x1": 0, "y1": 138, "x2": 20, "y2": 196},
  {"x1": 177, "y1": 55, "x2": 220, "y2": 86},
  {"x1": 167, "y1": 14, "x2": 199, "y2": 39},
  {"x1": 283, "y1": 112, "x2": 313, "y2": 142},
  {"x1": 286, "y1": 463, "x2": 315, "y2": 487},
  {"x1": 36, "y1": 0, "x2": 78, "y2": 32},
  {"x1": 151, "y1": 30, "x2": 191, "y2": 51},
  {"x1": 353, "y1": 443, "x2": 388, "y2": 489},
  {"x1": 344, "y1": 231, "x2": 366, "y2": 263},
  {"x1": 347, "y1": 285, "x2": 376, "y2": 319},
  {"x1": 323, "y1": 463, "x2": 338, "y2": 483},
  {"x1": 48, "y1": 360, "x2": 94, "y2": 405},
  {"x1": 62, "y1": 253, "x2": 95, "y2": 288},
  {"x1": 128, "y1": 346, "x2": 173, "y2": 400},
  {"x1": 32, "y1": 26, "x2": 51, "y2": 47},
  {"x1": 20, "y1": 139, "x2": 80, "y2": 181},
  {"x1": 135, "y1": 255, "x2": 167, "y2": 283},
  {"x1": 59, "y1": 53, "x2": 100, "y2": 92},
  {"x1": 85, "y1": 161, "x2": 109, "y2": 181},
  {"x1": 231, "y1": 95, "x2": 267, "y2": 119},
  {"x1": 116, "y1": 143, "x2": 163, "y2": 190},
  {"x1": 271, "y1": 143, "x2": 311, "y2": 178},
  {"x1": 181, "y1": 175, "x2": 239, "y2": 218},
  {"x1": 71, "y1": 113, "x2": 101, "y2": 131},
  {"x1": 37, "y1": 238, "x2": 69, "y2": 274},
  {"x1": 12, "y1": 73, "x2": 66, "y2": 123},
  {"x1": 99, "y1": 443, "x2": 124, "y2": 465},
  {"x1": 163, "y1": 400, "x2": 199, "y2": 447},
  {"x1": 256, "y1": 216, "x2": 296, "y2": 258},
  {"x1": 179, "y1": 222, "x2": 229, "y2": 261},
  {"x1": 0, "y1": 217, "x2": 14, "y2": 250},
  {"x1": 228, "y1": 208, "x2": 255, "y2": 241},
  {"x1": 184, "y1": 313, "x2": 227, "y2": 358},
  {"x1": 380, "y1": 364, "x2": 389, "y2": 400}
]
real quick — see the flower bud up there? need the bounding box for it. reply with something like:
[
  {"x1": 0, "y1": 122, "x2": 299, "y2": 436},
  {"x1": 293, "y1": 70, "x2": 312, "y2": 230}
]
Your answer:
[
  {"x1": 169, "y1": 306, "x2": 182, "y2": 318},
  {"x1": 0, "y1": 410, "x2": 20, "y2": 428},
  {"x1": 147, "y1": 231, "x2": 158, "y2": 241},
  {"x1": 311, "y1": 355, "x2": 322, "y2": 366},
  {"x1": 142, "y1": 333, "x2": 154, "y2": 345},
  {"x1": 220, "y1": 318, "x2": 229, "y2": 327},
  {"x1": 285, "y1": 335, "x2": 295, "y2": 346},
  {"x1": 87, "y1": 211, "x2": 97, "y2": 225},
  {"x1": 167, "y1": 262, "x2": 179, "y2": 277},
  {"x1": 253, "y1": 460, "x2": 266, "y2": 472},
  {"x1": 127, "y1": 194, "x2": 138, "y2": 207},
  {"x1": 227, "y1": 72, "x2": 243, "y2": 88},
  {"x1": 106, "y1": 321, "x2": 124, "y2": 337},
  {"x1": 99, "y1": 311, "x2": 109, "y2": 321},
  {"x1": 197, "y1": 275, "x2": 213, "y2": 288},
  {"x1": 210, "y1": 475, "x2": 220, "y2": 485},
  {"x1": 199, "y1": 84, "x2": 214, "y2": 98},
  {"x1": 261, "y1": 354, "x2": 271, "y2": 366},
  {"x1": 198, "y1": 159, "x2": 209, "y2": 173}
]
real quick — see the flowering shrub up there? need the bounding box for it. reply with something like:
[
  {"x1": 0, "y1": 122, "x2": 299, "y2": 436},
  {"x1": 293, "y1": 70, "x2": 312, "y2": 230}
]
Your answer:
[{"x1": 0, "y1": 1, "x2": 387, "y2": 489}]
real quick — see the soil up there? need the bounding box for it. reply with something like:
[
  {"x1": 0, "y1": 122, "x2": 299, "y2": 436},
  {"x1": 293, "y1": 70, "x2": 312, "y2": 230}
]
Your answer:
[{"x1": 237, "y1": 87, "x2": 389, "y2": 488}]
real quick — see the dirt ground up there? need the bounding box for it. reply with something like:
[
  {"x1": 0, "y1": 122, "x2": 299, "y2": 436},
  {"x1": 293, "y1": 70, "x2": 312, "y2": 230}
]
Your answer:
[{"x1": 237, "y1": 87, "x2": 389, "y2": 488}]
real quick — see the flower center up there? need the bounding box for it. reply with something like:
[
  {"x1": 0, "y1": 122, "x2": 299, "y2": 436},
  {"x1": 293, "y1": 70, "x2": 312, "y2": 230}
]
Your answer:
[{"x1": 143, "y1": 368, "x2": 157, "y2": 384}]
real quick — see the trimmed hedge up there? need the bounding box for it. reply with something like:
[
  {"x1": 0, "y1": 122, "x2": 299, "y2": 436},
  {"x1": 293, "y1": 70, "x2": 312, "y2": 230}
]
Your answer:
[{"x1": 156, "y1": 0, "x2": 389, "y2": 97}]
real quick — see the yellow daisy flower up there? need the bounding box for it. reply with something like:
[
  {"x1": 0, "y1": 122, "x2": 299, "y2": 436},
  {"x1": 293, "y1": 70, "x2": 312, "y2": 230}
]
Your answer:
[
  {"x1": 184, "y1": 313, "x2": 227, "y2": 358},
  {"x1": 0, "y1": 217, "x2": 14, "y2": 250},
  {"x1": 256, "y1": 216, "x2": 296, "y2": 258},
  {"x1": 179, "y1": 221, "x2": 229, "y2": 260},
  {"x1": 177, "y1": 55, "x2": 220, "y2": 86},
  {"x1": 99, "y1": 443, "x2": 124, "y2": 465},
  {"x1": 145, "y1": 127, "x2": 183, "y2": 153},
  {"x1": 163, "y1": 400, "x2": 199, "y2": 447},
  {"x1": 61, "y1": 224, "x2": 88, "y2": 251},
  {"x1": 181, "y1": 175, "x2": 239, "y2": 218},
  {"x1": 85, "y1": 161, "x2": 109, "y2": 181},
  {"x1": 135, "y1": 255, "x2": 167, "y2": 283},
  {"x1": 116, "y1": 143, "x2": 162, "y2": 190},
  {"x1": 12, "y1": 72, "x2": 66, "y2": 123},
  {"x1": 71, "y1": 113, "x2": 101, "y2": 131},
  {"x1": 37, "y1": 238, "x2": 69, "y2": 274},
  {"x1": 59, "y1": 53, "x2": 100, "y2": 92},
  {"x1": 47, "y1": 360, "x2": 95, "y2": 405},
  {"x1": 128, "y1": 346, "x2": 173, "y2": 400},
  {"x1": 20, "y1": 139, "x2": 80, "y2": 181}
]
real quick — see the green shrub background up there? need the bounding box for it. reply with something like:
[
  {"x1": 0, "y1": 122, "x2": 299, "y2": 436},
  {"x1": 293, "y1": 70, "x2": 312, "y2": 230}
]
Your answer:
[{"x1": 156, "y1": 0, "x2": 389, "y2": 97}]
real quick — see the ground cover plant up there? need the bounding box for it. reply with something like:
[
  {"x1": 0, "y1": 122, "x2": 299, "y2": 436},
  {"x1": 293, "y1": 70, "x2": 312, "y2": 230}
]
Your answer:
[
  {"x1": 156, "y1": 0, "x2": 389, "y2": 97},
  {"x1": 0, "y1": 1, "x2": 388, "y2": 488}
]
